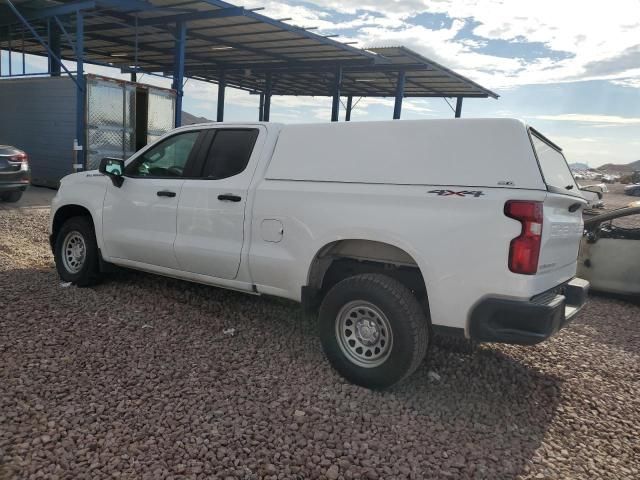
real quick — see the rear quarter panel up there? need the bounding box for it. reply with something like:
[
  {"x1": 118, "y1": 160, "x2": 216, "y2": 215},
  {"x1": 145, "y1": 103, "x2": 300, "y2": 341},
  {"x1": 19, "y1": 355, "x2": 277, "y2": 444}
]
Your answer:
[{"x1": 249, "y1": 180, "x2": 554, "y2": 331}]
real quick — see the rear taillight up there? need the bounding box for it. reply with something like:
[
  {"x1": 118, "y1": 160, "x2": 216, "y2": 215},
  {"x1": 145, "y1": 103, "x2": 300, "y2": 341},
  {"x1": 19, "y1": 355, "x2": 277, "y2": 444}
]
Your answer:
[
  {"x1": 505, "y1": 200, "x2": 543, "y2": 275},
  {"x1": 10, "y1": 152, "x2": 28, "y2": 163}
]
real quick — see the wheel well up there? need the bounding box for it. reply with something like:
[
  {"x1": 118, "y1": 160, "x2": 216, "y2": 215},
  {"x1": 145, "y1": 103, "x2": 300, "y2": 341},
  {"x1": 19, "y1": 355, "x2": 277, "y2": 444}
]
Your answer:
[
  {"x1": 306, "y1": 240, "x2": 428, "y2": 310},
  {"x1": 51, "y1": 205, "x2": 93, "y2": 248}
]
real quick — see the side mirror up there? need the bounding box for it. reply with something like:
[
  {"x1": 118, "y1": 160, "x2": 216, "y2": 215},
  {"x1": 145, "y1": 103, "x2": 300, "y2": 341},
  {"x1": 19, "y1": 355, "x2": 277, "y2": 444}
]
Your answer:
[{"x1": 99, "y1": 157, "x2": 125, "y2": 187}]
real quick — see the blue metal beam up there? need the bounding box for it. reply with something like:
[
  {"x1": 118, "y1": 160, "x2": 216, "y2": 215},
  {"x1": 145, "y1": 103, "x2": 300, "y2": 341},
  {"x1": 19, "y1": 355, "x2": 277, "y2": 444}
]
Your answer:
[
  {"x1": 82, "y1": 30, "x2": 221, "y2": 70},
  {"x1": 393, "y1": 69, "x2": 405, "y2": 120},
  {"x1": 1, "y1": 1, "x2": 96, "y2": 26},
  {"x1": 263, "y1": 72, "x2": 272, "y2": 121},
  {"x1": 49, "y1": 21, "x2": 61, "y2": 76},
  {"x1": 345, "y1": 95, "x2": 352, "y2": 121},
  {"x1": 75, "y1": 11, "x2": 86, "y2": 169},
  {"x1": 97, "y1": 0, "x2": 156, "y2": 12},
  {"x1": 183, "y1": 27, "x2": 295, "y2": 64},
  {"x1": 172, "y1": 21, "x2": 186, "y2": 128},
  {"x1": 217, "y1": 71, "x2": 225, "y2": 122},
  {"x1": 21, "y1": 25, "x2": 25, "y2": 74},
  {"x1": 54, "y1": 15, "x2": 77, "y2": 56},
  {"x1": 3, "y1": 0, "x2": 82, "y2": 88},
  {"x1": 183, "y1": 60, "x2": 412, "y2": 76},
  {"x1": 331, "y1": 65, "x2": 342, "y2": 122},
  {"x1": 7, "y1": 25, "x2": 12, "y2": 75},
  {"x1": 455, "y1": 96, "x2": 463, "y2": 118},
  {"x1": 136, "y1": 7, "x2": 244, "y2": 26},
  {"x1": 258, "y1": 92, "x2": 264, "y2": 121}
]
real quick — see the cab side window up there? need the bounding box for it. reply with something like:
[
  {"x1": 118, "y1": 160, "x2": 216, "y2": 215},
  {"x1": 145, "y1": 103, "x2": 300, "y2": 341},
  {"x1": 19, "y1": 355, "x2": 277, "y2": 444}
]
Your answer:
[
  {"x1": 200, "y1": 129, "x2": 259, "y2": 179},
  {"x1": 125, "y1": 131, "x2": 199, "y2": 178}
]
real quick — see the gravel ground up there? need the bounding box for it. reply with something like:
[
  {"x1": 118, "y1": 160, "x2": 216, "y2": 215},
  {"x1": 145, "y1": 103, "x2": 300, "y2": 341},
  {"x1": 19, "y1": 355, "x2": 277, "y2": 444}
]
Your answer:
[{"x1": 1, "y1": 201, "x2": 639, "y2": 480}]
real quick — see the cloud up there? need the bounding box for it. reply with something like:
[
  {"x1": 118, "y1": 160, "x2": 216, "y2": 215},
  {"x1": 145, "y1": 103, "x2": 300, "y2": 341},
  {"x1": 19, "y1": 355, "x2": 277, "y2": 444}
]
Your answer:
[
  {"x1": 237, "y1": 0, "x2": 640, "y2": 89},
  {"x1": 547, "y1": 134, "x2": 638, "y2": 167},
  {"x1": 532, "y1": 114, "x2": 640, "y2": 125},
  {"x1": 582, "y1": 45, "x2": 640, "y2": 77},
  {"x1": 612, "y1": 77, "x2": 640, "y2": 89}
]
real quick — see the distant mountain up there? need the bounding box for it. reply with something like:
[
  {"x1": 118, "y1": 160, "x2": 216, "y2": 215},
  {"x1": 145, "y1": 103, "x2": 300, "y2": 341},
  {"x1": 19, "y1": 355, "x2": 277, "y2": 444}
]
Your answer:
[
  {"x1": 569, "y1": 162, "x2": 589, "y2": 170},
  {"x1": 597, "y1": 159, "x2": 640, "y2": 173},
  {"x1": 182, "y1": 111, "x2": 213, "y2": 125}
]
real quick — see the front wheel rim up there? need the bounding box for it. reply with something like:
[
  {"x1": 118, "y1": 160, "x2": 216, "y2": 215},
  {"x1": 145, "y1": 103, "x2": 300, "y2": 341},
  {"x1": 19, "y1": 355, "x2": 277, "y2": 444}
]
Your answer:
[
  {"x1": 335, "y1": 300, "x2": 394, "y2": 368},
  {"x1": 61, "y1": 231, "x2": 86, "y2": 274}
]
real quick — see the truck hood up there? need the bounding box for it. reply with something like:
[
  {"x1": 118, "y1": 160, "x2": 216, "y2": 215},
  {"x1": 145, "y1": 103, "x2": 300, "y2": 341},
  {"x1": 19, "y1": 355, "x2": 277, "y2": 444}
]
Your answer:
[{"x1": 59, "y1": 170, "x2": 101, "y2": 185}]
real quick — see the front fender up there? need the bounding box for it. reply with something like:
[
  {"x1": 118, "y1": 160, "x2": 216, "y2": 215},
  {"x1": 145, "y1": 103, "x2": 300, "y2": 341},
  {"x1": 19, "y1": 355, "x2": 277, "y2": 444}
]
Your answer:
[{"x1": 50, "y1": 172, "x2": 109, "y2": 250}]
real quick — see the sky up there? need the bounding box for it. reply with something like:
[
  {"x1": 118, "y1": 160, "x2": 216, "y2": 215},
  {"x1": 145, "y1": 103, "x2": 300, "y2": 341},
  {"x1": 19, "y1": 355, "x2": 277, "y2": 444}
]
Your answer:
[{"x1": 2, "y1": 0, "x2": 639, "y2": 167}]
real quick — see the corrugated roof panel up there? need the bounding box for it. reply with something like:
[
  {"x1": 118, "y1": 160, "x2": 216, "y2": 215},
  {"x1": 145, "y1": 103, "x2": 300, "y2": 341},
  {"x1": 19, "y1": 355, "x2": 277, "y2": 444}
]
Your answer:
[{"x1": 0, "y1": 1, "x2": 496, "y2": 99}]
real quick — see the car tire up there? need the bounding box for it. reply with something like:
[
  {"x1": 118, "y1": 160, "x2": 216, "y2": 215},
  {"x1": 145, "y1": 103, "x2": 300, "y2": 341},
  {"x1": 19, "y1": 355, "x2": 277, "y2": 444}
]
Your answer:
[
  {"x1": 54, "y1": 215, "x2": 102, "y2": 287},
  {"x1": 1, "y1": 190, "x2": 23, "y2": 203},
  {"x1": 318, "y1": 273, "x2": 430, "y2": 389}
]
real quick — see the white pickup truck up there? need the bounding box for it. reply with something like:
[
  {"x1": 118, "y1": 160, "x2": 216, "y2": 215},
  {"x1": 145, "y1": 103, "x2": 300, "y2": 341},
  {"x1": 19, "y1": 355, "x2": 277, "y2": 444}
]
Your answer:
[{"x1": 50, "y1": 119, "x2": 589, "y2": 389}]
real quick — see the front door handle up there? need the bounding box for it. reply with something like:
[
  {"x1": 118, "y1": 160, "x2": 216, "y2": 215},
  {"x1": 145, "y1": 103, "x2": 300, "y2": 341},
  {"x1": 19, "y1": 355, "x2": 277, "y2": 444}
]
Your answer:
[
  {"x1": 157, "y1": 190, "x2": 176, "y2": 198},
  {"x1": 218, "y1": 194, "x2": 242, "y2": 202}
]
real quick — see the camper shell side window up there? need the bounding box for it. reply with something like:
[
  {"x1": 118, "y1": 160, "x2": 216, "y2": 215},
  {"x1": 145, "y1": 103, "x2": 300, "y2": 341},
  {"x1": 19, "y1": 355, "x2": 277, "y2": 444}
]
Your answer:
[{"x1": 528, "y1": 128, "x2": 581, "y2": 197}]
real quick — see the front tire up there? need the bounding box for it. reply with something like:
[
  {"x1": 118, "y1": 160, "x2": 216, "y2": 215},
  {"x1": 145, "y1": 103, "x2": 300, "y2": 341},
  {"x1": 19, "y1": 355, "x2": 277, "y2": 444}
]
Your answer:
[
  {"x1": 318, "y1": 273, "x2": 429, "y2": 389},
  {"x1": 54, "y1": 216, "x2": 102, "y2": 287},
  {"x1": 1, "y1": 190, "x2": 23, "y2": 203}
]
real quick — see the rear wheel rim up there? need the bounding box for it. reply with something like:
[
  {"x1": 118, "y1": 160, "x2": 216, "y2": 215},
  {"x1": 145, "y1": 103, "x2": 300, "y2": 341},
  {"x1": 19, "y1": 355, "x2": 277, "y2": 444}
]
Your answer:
[
  {"x1": 335, "y1": 300, "x2": 393, "y2": 368},
  {"x1": 61, "y1": 231, "x2": 86, "y2": 274}
]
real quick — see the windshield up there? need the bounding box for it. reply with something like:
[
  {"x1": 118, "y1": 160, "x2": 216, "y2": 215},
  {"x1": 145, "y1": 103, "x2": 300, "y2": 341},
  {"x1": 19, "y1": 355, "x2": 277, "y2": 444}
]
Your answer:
[{"x1": 530, "y1": 131, "x2": 580, "y2": 196}]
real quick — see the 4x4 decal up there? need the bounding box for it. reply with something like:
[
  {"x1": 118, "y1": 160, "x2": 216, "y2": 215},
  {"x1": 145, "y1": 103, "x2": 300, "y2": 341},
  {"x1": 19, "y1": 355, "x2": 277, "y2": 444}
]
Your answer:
[{"x1": 428, "y1": 189, "x2": 484, "y2": 198}]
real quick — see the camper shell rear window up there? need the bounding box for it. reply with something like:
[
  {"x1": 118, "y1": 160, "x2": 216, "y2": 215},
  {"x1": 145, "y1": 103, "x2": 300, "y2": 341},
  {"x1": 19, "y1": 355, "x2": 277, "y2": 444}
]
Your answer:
[{"x1": 529, "y1": 128, "x2": 581, "y2": 197}]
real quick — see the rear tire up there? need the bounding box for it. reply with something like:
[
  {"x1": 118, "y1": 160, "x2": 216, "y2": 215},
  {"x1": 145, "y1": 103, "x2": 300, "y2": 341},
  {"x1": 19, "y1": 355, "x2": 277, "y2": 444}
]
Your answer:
[
  {"x1": 1, "y1": 190, "x2": 23, "y2": 203},
  {"x1": 54, "y1": 216, "x2": 102, "y2": 287},
  {"x1": 318, "y1": 273, "x2": 429, "y2": 389}
]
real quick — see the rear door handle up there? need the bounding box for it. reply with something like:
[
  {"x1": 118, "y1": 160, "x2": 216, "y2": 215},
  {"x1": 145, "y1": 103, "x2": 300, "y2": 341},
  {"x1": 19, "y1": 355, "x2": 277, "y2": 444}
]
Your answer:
[
  {"x1": 157, "y1": 190, "x2": 176, "y2": 198},
  {"x1": 218, "y1": 194, "x2": 242, "y2": 202}
]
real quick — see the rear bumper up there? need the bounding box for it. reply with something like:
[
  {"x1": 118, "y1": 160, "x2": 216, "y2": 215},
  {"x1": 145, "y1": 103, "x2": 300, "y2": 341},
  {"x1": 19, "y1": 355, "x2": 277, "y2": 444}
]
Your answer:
[
  {"x1": 469, "y1": 278, "x2": 589, "y2": 345},
  {"x1": 0, "y1": 182, "x2": 29, "y2": 192},
  {"x1": 0, "y1": 171, "x2": 30, "y2": 191}
]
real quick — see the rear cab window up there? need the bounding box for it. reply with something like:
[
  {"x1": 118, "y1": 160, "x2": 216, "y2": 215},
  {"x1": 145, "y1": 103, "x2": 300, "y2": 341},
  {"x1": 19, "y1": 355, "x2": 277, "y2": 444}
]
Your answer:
[
  {"x1": 200, "y1": 129, "x2": 259, "y2": 179},
  {"x1": 529, "y1": 129, "x2": 581, "y2": 197}
]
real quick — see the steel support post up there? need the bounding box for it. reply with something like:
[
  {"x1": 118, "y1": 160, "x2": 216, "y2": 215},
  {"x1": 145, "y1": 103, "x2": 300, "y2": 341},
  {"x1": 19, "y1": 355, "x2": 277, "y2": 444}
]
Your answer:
[
  {"x1": 263, "y1": 73, "x2": 272, "y2": 121},
  {"x1": 130, "y1": 72, "x2": 137, "y2": 82},
  {"x1": 172, "y1": 21, "x2": 186, "y2": 128},
  {"x1": 345, "y1": 95, "x2": 353, "y2": 121},
  {"x1": 455, "y1": 96, "x2": 463, "y2": 118},
  {"x1": 75, "y1": 11, "x2": 85, "y2": 169},
  {"x1": 217, "y1": 72, "x2": 226, "y2": 122},
  {"x1": 258, "y1": 92, "x2": 264, "y2": 121},
  {"x1": 8, "y1": 26, "x2": 12, "y2": 76},
  {"x1": 21, "y1": 27, "x2": 25, "y2": 74},
  {"x1": 393, "y1": 70, "x2": 406, "y2": 120},
  {"x1": 49, "y1": 22, "x2": 61, "y2": 76},
  {"x1": 330, "y1": 66, "x2": 342, "y2": 122}
]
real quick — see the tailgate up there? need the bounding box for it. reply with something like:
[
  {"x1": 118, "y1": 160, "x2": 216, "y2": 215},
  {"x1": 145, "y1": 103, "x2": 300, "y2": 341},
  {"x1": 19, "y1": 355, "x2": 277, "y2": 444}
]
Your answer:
[
  {"x1": 529, "y1": 129, "x2": 586, "y2": 276},
  {"x1": 539, "y1": 193, "x2": 584, "y2": 274}
]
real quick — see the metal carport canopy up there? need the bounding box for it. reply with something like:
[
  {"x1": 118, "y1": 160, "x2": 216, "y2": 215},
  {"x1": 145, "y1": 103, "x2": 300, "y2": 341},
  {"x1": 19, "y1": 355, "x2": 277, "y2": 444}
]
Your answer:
[
  {"x1": 0, "y1": 0, "x2": 384, "y2": 87},
  {"x1": 0, "y1": 0, "x2": 497, "y2": 125},
  {"x1": 211, "y1": 46, "x2": 499, "y2": 99}
]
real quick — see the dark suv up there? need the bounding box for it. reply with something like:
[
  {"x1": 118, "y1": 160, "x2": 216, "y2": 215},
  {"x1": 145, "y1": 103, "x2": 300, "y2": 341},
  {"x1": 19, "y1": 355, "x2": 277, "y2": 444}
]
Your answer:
[{"x1": 0, "y1": 145, "x2": 30, "y2": 203}]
